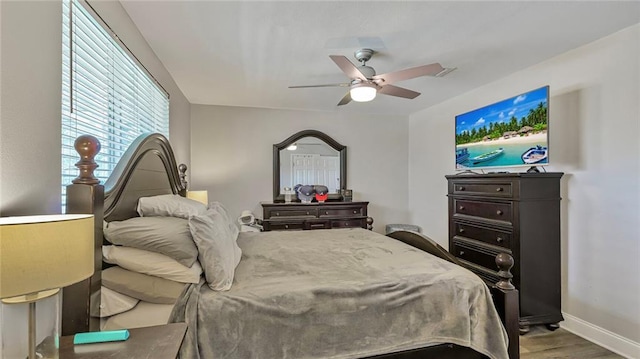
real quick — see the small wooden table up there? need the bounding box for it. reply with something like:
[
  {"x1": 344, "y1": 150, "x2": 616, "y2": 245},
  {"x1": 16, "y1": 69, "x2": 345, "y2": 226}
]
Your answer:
[{"x1": 59, "y1": 323, "x2": 187, "y2": 359}]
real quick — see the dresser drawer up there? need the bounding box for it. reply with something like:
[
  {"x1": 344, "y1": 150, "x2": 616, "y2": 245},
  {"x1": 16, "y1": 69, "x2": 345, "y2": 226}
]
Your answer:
[
  {"x1": 330, "y1": 218, "x2": 366, "y2": 229},
  {"x1": 305, "y1": 220, "x2": 331, "y2": 230},
  {"x1": 319, "y1": 206, "x2": 365, "y2": 218},
  {"x1": 264, "y1": 207, "x2": 317, "y2": 219},
  {"x1": 451, "y1": 239, "x2": 508, "y2": 273},
  {"x1": 453, "y1": 222, "x2": 511, "y2": 249},
  {"x1": 451, "y1": 181, "x2": 513, "y2": 198},
  {"x1": 264, "y1": 221, "x2": 305, "y2": 231},
  {"x1": 452, "y1": 199, "x2": 512, "y2": 224}
]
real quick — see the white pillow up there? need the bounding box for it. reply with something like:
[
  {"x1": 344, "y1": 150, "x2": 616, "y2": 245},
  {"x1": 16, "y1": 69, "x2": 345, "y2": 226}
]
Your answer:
[
  {"x1": 93, "y1": 286, "x2": 139, "y2": 318},
  {"x1": 103, "y1": 245, "x2": 202, "y2": 284},
  {"x1": 189, "y1": 208, "x2": 242, "y2": 291},
  {"x1": 137, "y1": 194, "x2": 207, "y2": 219},
  {"x1": 209, "y1": 201, "x2": 239, "y2": 241}
]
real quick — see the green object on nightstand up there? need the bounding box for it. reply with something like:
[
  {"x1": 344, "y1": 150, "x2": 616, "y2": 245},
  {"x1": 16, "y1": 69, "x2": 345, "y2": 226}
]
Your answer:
[{"x1": 73, "y1": 330, "x2": 130, "y2": 344}]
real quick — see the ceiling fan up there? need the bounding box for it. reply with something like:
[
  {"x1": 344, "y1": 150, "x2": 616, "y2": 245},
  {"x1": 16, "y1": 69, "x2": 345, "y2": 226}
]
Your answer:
[{"x1": 289, "y1": 48, "x2": 454, "y2": 106}]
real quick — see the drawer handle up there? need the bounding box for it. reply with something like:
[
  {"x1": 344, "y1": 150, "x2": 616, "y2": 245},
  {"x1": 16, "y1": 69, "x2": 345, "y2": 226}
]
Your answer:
[
  {"x1": 275, "y1": 212, "x2": 280, "y2": 216},
  {"x1": 458, "y1": 186, "x2": 465, "y2": 191},
  {"x1": 284, "y1": 224, "x2": 289, "y2": 229},
  {"x1": 353, "y1": 210, "x2": 357, "y2": 214},
  {"x1": 496, "y1": 210, "x2": 503, "y2": 215},
  {"x1": 325, "y1": 211, "x2": 329, "y2": 215},
  {"x1": 459, "y1": 205, "x2": 465, "y2": 211},
  {"x1": 306, "y1": 212, "x2": 309, "y2": 215},
  {"x1": 344, "y1": 222, "x2": 350, "y2": 227},
  {"x1": 496, "y1": 187, "x2": 503, "y2": 192},
  {"x1": 497, "y1": 236, "x2": 504, "y2": 243},
  {"x1": 459, "y1": 228, "x2": 465, "y2": 233},
  {"x1": 459, "y1": 250, "x2": 465, "y2": 256}
]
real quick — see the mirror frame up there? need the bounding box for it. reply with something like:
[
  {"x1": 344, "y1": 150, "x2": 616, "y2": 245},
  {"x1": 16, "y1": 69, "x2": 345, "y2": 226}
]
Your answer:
[{"x1": 273, "y1": 129, "x2": 347, "y2": 202}]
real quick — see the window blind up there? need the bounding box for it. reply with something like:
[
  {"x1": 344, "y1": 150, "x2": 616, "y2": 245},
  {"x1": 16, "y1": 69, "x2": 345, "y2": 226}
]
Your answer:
[{"x1": 61, "y1": 0, "x2": 169, "y2": 207}]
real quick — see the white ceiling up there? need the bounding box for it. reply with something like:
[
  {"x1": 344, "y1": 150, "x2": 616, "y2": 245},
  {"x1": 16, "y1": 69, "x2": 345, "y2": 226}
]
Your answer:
[{"x1": 120, "y1": 1, "x2": 640, "y2": 116}]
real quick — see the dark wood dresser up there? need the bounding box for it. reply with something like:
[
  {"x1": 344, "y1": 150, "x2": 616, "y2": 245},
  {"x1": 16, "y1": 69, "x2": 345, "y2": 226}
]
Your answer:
[
  {"x1": 445, "y1": 172, "x2": 564, "y2": 333},
  {"x1": 261, "y1": 201, "x2": 372, "y2": 231}
]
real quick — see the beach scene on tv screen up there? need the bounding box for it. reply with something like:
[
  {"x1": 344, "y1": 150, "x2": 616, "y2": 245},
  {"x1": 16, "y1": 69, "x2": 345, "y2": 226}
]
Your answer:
[{"x1": 455, "y1": 86, "x2": 548, "y2": 170}]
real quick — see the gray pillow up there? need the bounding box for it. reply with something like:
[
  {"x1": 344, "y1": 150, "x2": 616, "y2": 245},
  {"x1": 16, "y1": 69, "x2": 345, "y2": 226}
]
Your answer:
[
  {"x1": 208, "y1": 201, "x2": 239, "y2": 241},
  {"x1": 102, "y1": 266, "x2": 186, "y2": 304},
  {"x1": 104, "y1": 217, "x2": 198, "y2": 267},
  {"x1": 189, "y1": 208, "x2": 242, "y2": 291},
  {"x1": 137, "y1": 194, "x2": 207, "y2": 219}
]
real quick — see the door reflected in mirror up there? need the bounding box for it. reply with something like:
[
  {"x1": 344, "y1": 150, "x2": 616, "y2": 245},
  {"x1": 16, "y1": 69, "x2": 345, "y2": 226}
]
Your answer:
[{"x1": 279, "y1": 137, "x2": 341, "y2": 194}]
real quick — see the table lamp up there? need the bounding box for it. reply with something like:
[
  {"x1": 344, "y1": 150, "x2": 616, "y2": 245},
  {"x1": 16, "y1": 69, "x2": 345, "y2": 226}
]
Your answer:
[
  {"x1": 0, "y1": 214, "x2": 94, "y2": 359},
  {"x1": 186, "y1": 190, "x2": 208, "y2": 205}
]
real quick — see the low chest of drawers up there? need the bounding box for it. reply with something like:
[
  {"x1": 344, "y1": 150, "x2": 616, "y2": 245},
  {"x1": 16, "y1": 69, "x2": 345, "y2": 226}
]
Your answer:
[
  {"x1": 261, "y1": 201, "x2": 371, "y2": 231},
  {"x1": 445, "y1": 172, "x2": 564, "y2": 333}
]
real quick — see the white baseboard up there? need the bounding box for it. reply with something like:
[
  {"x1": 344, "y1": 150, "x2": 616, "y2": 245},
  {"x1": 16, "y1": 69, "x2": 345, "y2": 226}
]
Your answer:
[{"x1": 561, "y1": 312, "x2": 640, "y2": 359}]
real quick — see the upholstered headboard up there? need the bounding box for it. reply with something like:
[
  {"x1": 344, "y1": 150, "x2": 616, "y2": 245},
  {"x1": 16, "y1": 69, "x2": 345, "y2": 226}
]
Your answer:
[{"x1": 62, "y1": 133, "x2": 187, "y2": 335}]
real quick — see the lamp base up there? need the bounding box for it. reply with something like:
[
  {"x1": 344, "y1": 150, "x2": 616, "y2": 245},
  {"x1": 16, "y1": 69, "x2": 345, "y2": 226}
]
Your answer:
[
  {"x1": 1, "y1": 290, "x2": 61, "y2": 359},
  {"x1": 1, "y1": 288, "x2": 60, "y2": 305}
]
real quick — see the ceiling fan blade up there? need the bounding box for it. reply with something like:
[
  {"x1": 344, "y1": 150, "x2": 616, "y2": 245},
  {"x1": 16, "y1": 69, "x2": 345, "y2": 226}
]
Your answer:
[
  {"x1": 289, "y1": 83, "x2": 349, "y2": 89},
  {"x1": 378, "y1": 84, "x2": 421, "y2": 99},
  {"x1": 373, "y1": 63, "x2": 444, "y2": 85},
  {"x1": 330, "y1": 55, "x2": 368, "y2": 81},
  {"x1": 337, "y1": 92, "x2": 352, "y2": 106}
]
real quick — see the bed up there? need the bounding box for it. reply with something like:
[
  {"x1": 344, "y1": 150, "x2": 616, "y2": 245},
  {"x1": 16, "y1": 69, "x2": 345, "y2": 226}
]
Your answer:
[{"x1": 61, "y1": 133, "x2": 519, "y2": 359}]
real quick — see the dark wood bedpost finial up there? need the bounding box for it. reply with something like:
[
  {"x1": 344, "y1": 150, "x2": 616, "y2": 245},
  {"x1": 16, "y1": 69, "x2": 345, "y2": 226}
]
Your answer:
[
  {"x1": 178, "y1": 163, "x2": 187, "y2": 190},
  {"x1": 495, "y1": 252, "x2": 515, "y2": 291},
  {"x1": 73, "y1": 135, "x2": 101, "y2": 185}
]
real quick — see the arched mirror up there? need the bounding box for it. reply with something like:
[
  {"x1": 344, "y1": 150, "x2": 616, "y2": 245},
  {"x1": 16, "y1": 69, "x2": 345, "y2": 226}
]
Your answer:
[{"x1": 273, "y1": 130, "x2": 346, "y2": 202}]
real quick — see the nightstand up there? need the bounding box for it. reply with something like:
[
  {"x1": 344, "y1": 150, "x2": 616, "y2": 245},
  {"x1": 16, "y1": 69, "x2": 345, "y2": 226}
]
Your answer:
[{"x1": 59, "y1": 323, "x2": 187, "y2": 359}]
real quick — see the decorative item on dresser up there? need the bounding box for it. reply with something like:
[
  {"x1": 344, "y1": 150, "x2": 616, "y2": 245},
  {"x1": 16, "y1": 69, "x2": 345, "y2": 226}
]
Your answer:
[
  {"x1": 261, "y1": 201, "x2": 373, "y2": 231},
  {"x1": 446, "y1": 172, "x2": 564, "y2": 334}
]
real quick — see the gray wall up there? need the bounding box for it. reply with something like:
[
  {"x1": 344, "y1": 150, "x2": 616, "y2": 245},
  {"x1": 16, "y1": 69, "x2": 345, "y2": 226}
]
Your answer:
[
  {"x1": 0, "y1": 0, "x2": 191, "y2": 218},
  {"x1": 0, "y1": 1, "x2": 190, "y2": 356},
  {"x1": 408, "y1": 24, "x2": 640, "y2": 355},
  {"x1": 189, "y1": 105, "x2": 410, "y2": 233},
  {"x1": 1, "y1": 1, "x2": 64, "y2": 216}
]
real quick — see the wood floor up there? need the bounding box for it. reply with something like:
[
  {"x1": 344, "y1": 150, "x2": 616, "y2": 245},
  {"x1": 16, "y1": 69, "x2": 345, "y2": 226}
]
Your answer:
[{"x1": 520, "y1": 326, "x2": 624, "y2": 358}]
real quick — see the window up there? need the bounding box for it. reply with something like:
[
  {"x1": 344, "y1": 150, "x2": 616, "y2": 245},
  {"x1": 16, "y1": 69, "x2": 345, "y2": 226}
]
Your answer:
[{"x1": 61, "y1": 0, "x2": 169, "y2": 207}]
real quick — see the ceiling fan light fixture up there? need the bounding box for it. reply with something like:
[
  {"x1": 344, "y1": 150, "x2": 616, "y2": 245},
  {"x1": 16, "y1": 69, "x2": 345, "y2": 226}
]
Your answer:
[{"x1": 350, "y1": 83, "x2": 377, "y2": 102}]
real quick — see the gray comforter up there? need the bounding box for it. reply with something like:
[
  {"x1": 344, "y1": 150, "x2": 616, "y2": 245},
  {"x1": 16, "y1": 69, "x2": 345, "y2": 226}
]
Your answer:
[{"x1": 170, "y1": 228, "x2": 508, "y2": 359}]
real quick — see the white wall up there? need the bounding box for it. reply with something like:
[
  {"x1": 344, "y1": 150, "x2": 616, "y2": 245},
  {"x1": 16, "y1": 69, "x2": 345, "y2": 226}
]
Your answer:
[
  {"x1": 0, "y1": 1, "x2": 190, "y2": 356},
  {"x1": 189, "y1": 105, "x2": 409, "y2": 233},
  {"x1": 408, "y1": 24, "x2": 640, "y2": 356}
]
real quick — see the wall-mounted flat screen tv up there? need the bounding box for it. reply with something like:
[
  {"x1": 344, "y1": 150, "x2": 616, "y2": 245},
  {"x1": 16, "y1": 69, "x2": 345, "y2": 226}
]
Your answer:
[{"x1": 455, "y1": 86, "x2": 549, "y2": 171}]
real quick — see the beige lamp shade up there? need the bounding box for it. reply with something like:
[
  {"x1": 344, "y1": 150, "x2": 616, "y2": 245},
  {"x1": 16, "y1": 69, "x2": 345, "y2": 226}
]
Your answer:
[
  {"x1": 0, "y1": 214, "x2": 94, "y2": 300},
  {"x1": 187, "y1": 190, "x2": 208, "y2": 205}
]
